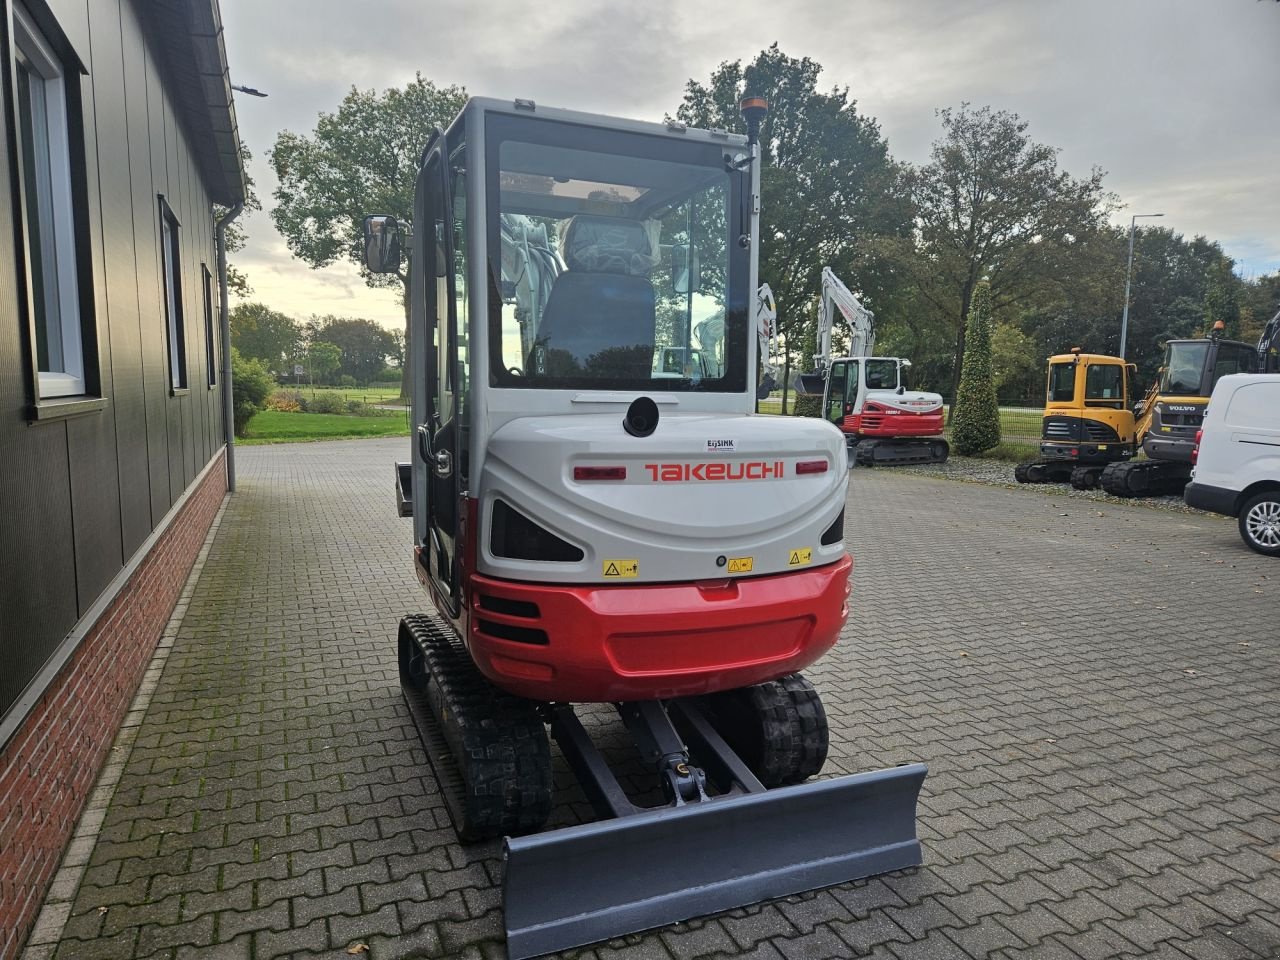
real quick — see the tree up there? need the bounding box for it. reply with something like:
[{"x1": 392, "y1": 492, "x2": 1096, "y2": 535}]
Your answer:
[
  {"x1": 951, "y1": 281, "x2": 1001, "y2": 455},
  {"x1": 270, "y1": 75, "x2": 468, "y2": 397},
  {"x1": 676, "y1": 45, "x2": 912, "y2": 410},
  {"x1": 308, "y1": 315, "x2": 397, "y2": 384},
  {"x1": 892, "y1": 104, "x2": 1115, "y2": 400},
  {"x1": 215, "y1": 143, "x2": 262, "y2": 298},
  {"x1": 230, "y1": 302, "x2": 302, "y2": 375},
  {"x1": 306, "y1": 341, "x2": 342, "y2": 385}
]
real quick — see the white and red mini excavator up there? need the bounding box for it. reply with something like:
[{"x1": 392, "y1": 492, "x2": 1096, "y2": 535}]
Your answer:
[
  {"x1": 364, "y1": 95, "x2": 925, "y2": 959},
  {"x1": 795, "y1": 267, "x2": 949, "y2": 465}
]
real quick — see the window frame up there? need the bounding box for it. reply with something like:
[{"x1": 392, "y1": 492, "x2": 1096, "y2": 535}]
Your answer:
[
  {"x1": 158, "y1": 195, "x2": 187, "y2": 393},
  {"x1": 201, "y1": 263, "x2": 217, "y2": 387},
  {"x1": 9, "y1": 2, "x2": 91, "y2": 401}
]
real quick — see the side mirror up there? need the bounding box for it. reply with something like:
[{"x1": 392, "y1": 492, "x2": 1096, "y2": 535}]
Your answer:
[
  {"x1": 363, "y1": 215, "x2": 402, "y2": 274},
  {"x1": 900, "y1": 359, "x2": 912, "y2": 368},
  {"x1": 672, "y1": 243, "x2": 700, "y2": 295}
]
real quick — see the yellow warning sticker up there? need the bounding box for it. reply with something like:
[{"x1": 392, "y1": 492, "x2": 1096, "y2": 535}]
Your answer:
[
  {"x1": 788, "y1": 548, "x2": 813, "y2": 567},
  {"x1": 727, "y1": 556, "x2": 754, "y2": 573},
  {"x1": 603, "y1": 559, "x2": 639, "y2": 578}
]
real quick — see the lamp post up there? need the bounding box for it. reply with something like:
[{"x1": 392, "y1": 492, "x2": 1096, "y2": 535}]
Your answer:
[{"x1": 1120, "y1": 212, "x2": 1164, "y2": 359}]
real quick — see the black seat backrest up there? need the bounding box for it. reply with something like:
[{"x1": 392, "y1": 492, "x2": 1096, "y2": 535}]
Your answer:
[{"x1": 531, "y1": 216, "x2": 656, "y2": 379}]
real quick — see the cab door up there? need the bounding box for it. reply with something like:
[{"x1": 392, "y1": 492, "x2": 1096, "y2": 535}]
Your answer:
[{"x1": 413, "y1": 136, "x2": 464, "y2": 615}]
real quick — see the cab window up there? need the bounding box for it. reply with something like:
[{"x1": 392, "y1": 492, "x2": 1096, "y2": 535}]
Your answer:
[
  {"x1": 1084, "y1": 363, "x2": 1123, "y2": 407},
  {"x1": 1048, "y1": 362, "x2": 1075, "y2": 403},
  {"x1": 1210, "y1": 343, "x2": 1258, "y2": 392}
]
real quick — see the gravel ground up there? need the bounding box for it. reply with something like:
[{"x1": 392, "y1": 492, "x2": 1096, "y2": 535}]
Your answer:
[{"x1": 882, "y1": 454, "x2": 1205, "y2": 513}]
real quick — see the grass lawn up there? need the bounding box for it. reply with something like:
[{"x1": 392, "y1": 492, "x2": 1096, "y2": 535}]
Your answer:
[{"x1": 240, "y1": 410, "x2": 410, "y2": 445}]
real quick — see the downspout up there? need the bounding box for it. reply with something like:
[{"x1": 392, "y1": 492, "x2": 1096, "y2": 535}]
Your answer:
[{"x1": 215, "y1": 201, "x2": 243, "y2": 492}]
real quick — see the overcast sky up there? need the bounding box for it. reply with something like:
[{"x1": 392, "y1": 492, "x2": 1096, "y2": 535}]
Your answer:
[{"x1": 220, "y1": 0, "x2": 1280, "y2": 330}]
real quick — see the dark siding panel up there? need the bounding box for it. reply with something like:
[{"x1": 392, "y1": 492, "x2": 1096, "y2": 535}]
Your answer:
[
  {"x1": 68, "y1": 0, "x2": 125, "y2": 611},
  {"x1": 159, "y1": 94, "x2": 185, "y2": 503},
  {"x1": 136, "y1": 27, "x2": 171, "y2": 522},
  {"x1": 177, "y1": 129, "x2": 200, "y2": 482},
  {"x1": 0, "y1": 2, "x2": 83, "y2": 705},
  {"x1": 99, "y1": 0, "x2": 150, "y2": 556}
]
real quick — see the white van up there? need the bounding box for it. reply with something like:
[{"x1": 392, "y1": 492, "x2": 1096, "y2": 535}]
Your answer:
[{"x1": 1184, "y1": 373, "x2": 1280, "y2": 556}]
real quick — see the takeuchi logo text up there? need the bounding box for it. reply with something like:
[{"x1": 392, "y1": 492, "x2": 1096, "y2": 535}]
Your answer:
[{"x1": 644, "y1": 461, "x2": 786, "y2": 482}]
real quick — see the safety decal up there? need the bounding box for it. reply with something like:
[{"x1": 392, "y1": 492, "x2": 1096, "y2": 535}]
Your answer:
[
  {"x1": 787, "y1": 548, "x2": 813, "y2": 567},
  {"x1": 603, "y1": 559, "x2": 639, "y2": 578},
  {"x1": 727, "y1": 556, "x2": 754, "y2": 573},
  {"x1": 706, "y1": 439, "x2": 736, "y2": 452}
]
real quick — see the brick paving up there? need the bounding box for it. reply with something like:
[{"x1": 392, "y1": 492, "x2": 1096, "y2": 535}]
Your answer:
[{"x1": 34, "y1": 439, "x2": 1280, "y2": 959}]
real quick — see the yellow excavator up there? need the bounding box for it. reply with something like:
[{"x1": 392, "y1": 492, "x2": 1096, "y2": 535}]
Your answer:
[
  {"x1": 1017, "y1": 323, "x2": 1267, "y2": 495},
  {"x1": 1014, "y1": 349, "x2": 1139, "y2": 489}
]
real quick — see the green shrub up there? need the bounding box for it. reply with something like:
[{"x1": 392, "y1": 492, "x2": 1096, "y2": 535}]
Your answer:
[
  {"x1": 338, "y1": 374, "x2": 357, "y2": 388},
  {"x1": 345, "y1": 400, "x2": 372, "y2": 416},
  {"x1": 792, "y1": 394, "x2": 821, "y2": 418},
  {"x1": 232, "y1": 348, "x2": 275, "y2": 437},
  {"x1": 308, "y1": 391, "x2": 349, "y2": 415},
  {"x1": 951, "y1": 281, "x2": 1002, "y2": 456}
]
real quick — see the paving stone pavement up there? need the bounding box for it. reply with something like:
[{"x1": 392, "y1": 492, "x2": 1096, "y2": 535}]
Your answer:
[{"x1": 39, "y1": 438, "x2": 1280, "y2": 960}]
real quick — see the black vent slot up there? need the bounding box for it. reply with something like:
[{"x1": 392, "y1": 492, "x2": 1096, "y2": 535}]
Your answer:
[
  {"x1": 478, "y1": 594, "x2": 540, "y2": 619},
  {"x1": 476, "y1": 619, "x2": 550, "y2": 646},
  {"x1": 821, "y1": 509, "x2": 846, "y2": 546},
  {"x1": 1042, "y1": 416, "x2": 1080, "y2": 441},
  {"x1": 490, "y1": 499, "x2": 585, "y2": 562},
  {"x1": 1085, "y1": 420, "x2": 1121, "y2": 442}
]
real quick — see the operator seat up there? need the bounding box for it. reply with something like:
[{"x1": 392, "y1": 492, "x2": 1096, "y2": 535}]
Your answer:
[{"x1": 531, "y1": 215, "x2": 657, "y2": 378}]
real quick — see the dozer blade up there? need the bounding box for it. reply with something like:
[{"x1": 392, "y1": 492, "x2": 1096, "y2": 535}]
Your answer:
[{"x1": 503, "y1": 762, "x2": 926, "y2": 959}]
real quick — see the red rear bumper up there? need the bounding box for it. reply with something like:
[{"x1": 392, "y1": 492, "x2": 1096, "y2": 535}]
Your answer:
[
  {"x1": 843, "y1": 410, "x2": 944, "y2": 438},
  {"x1": 465, "y1": 555, "x2": 853, "y2": 702}
]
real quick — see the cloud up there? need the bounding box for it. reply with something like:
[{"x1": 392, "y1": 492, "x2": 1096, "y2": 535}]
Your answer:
[{"x1": 221, "y1": 0, "x2": 1280, "y2": 321}]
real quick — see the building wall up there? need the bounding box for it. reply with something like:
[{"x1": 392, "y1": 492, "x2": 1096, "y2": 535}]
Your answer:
[
  {"x1": 1, "y1": 0, "x2": 233, "y2": 953},
  {"x1": 0, "y1": 452, "x2": 226, "y2": 960}
]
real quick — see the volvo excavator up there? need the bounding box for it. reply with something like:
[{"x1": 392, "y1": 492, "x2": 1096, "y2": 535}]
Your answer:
[
  {"x1": 365, "y1": 96, "x2": 925, "y2": 959},
  {"x1": 1017, "y1": 317, "x2": 1279, "y2": 495},
  {"x1": 794, "y1": 268, "x2": 949, "y2": 465}
]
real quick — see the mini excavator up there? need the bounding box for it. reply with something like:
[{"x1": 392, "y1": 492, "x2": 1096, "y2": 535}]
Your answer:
[{"x1": 364, "y1": 96, "x2": 926, "y2": 958}]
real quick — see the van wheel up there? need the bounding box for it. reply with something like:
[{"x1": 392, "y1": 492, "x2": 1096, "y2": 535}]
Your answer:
[{"x1": 1238, "y1": 492, "x2": 1280, "y2": 557}]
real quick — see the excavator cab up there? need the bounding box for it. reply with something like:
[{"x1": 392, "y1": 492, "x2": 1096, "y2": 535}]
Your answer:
[{"x1": 365, "y1": 97, "x2": 926, "y2": 958}]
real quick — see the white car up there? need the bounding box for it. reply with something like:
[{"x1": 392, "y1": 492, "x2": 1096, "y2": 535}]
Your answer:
[{"x1": 1184, "y1": 373, "x2": 1280, "y2": 556}]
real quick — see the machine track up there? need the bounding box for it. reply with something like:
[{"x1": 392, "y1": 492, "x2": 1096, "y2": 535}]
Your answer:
[
  {"x1": 398, "y1": 614, "x2": 552, "y2": 842},
  {"x1": 700, "y1": 673, "x2": 829, "y2": 787},
  {"x1": 1070, "y1": 465, "x2": 1103, "y2": 490},
  {"x1": 1014, "y1": 461, "x2": 1074, "y2": 484},
  {"x1": 1100, "y1": 459, "x2": 1193, "y2": 498},
  {"x1": 853, "y1": 438, "x2": 949, "y2": 467}
]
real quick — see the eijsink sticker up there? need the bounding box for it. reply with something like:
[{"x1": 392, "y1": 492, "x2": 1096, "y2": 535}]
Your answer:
[{"x1": 706, "y1": 439, "x2": 736, "y2": 453}]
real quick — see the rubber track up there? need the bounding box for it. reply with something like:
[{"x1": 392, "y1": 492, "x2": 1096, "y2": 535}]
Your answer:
[
  {"x1": 400, "y1": 614, "x2": 552, "y2": 842},
  {"x1": 1070, "y1": 465, "x2": 1101, "y2": 490},
  {"x1": 776, "y1": 674, "x2": 829, "y2": 785},
  {"x1": 1100, "y1": 459, "x2": 1192, "y2": 498},
  {"x1": 854, "y1": 439, "x2": 949, "y2": 467},
  {"x1": 702, "y1": 674, "x2": 830, "y2": 788}
]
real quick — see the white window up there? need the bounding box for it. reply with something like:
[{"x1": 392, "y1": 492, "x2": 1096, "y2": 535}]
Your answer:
[
  {"x1": 13, "y1": 3, "x2": 84, "y2": 398},
  {"x1": 159, "y1": 199, "x2": 186, "y2": 391}
]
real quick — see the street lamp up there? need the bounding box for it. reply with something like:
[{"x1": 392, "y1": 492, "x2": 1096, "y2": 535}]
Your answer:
[
  {"x1": 1120, "y1": 212, "x2": 1164, "y2": 360},
  {"x1": 231, "y1": 84, "x2": 268, "y2": 98}
]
